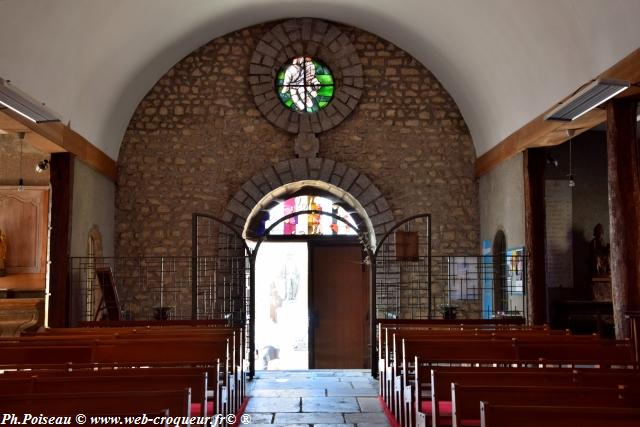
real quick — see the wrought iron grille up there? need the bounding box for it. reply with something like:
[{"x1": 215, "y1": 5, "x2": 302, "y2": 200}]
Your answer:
[
  {"x1": 193, "y1": 213, "x2": 250, "y2": 326},
  {"x1": 70, "y1": 209, "x2": 527, "y2": 378},
  {"x1": 374, "y1": 214, "x2": 432, "y2": 319},
  {"x1": 372, "y1": 213, "x2": 527, "y2": 321},
  {"x1": 192, "y1": 213, "x2": 253, "y2": 371},
  {"x1": 69, "y1": 256, "x2": 194, "y2": 324},
  {"x1": 430, "y1": 254, "x2": 528, "y2": 320}
]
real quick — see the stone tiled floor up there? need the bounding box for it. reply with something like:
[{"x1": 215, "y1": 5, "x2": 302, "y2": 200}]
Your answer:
[{"x1": 244, "y1": 370, "x2": 390, "y2": 427}]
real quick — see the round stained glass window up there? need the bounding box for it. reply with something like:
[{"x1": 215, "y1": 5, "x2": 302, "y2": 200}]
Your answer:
[{"x1": 276, "y1": 56, "x2": 334, "y2": 113}]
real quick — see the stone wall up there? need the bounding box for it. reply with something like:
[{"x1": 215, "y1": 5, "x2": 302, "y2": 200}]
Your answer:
[
  {"x1": 118, "y1": 21, "x2": 477, "y2": 255},
  {"x1": 116, "y1": 20, "x2": 479, "y2": 317}
]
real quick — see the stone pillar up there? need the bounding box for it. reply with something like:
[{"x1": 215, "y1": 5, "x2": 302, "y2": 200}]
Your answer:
[
  {"x1": 607, "y1": 98, "x2": 640, "y2": 339},
  {"x1": 524, "y1": 149, "x2": 547, "y2": 325}
]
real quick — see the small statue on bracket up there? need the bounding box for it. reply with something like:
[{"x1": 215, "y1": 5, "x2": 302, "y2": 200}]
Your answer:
[
  {"x1": 589, "y1": 223, "x2": 610, "y2": 276},
  {"x1": 0, "y1": 228, "x2": 7, "y2": 277}
]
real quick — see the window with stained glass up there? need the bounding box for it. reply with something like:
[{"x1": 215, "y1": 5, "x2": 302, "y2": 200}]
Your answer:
[
  {"x1": 276, "y1": 56, "x2": 334, "y2": 113},
  {"x1": 265, "y1": 195, "x2": 356, "y2": 236}
]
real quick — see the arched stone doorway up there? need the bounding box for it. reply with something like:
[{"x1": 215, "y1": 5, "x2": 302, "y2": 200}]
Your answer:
[
  {"x1": 224, "y1": 159, "x2": 393, "y2": 370},
  {"x1": 221, "y1": 158, "x2": 395, "y2": 247}
]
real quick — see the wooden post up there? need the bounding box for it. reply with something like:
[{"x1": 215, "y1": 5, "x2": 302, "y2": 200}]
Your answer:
[
  {"x1": 607, "y1": 99, "x2": 640, "y2": 339},
  {"x1": 49, "y1": 153, "x2": 74, "y2": 327},
  {"x1": 524, "y1": 149, "x2": 547, "y2": 325}
]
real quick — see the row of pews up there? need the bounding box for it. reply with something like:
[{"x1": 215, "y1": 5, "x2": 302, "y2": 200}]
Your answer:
[
  {"x1": 378, "y1": 318, "x2": 640, "y2": 427},
  {"x1": 0, "y1": 320, "x2": 247, "y2": 425}
]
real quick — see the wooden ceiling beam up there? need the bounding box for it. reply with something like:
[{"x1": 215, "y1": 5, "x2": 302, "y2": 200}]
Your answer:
[
  {"x1": 0, "y1": 110, "x2": 66, "y2": 153},
  {"x1": 476, "y1": 48, "x2": 640, "y2": 177},
  {"x1": 0, "y1": 109, "x2": 116, "y2": 182}
]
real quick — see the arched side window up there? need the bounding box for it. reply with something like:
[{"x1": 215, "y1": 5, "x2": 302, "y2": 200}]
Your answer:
[
  {"x1": 492, "y1": 230, "x2": 507, "y2": 313},
  {"x1": 264, "y1": 195, "x2": 357, "y2": 236}
]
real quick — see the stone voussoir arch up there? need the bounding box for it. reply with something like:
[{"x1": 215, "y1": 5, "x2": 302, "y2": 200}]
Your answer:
[{"x1": 221, "y1": 158, "x2": 394, "y2": 247}]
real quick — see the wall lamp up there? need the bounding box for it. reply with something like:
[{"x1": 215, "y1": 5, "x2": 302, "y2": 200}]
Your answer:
[
  {"x1": 545, "y1": 79, "x2": 629, "y2": 122},
  {"x1": 0, "y1": 78, "x2": 60, "y2": 123},
  {"x1": 35, "y1": 159, "x2": 49, "y2": 173}
]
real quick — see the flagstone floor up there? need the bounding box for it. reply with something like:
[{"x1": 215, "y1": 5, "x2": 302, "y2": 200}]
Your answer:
[{"x1": 244, "y1": 370, "x2": 391, "y2": 427}]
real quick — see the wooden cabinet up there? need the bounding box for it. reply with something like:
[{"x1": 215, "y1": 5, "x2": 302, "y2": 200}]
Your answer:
[{"x1": 0, "y1": 186, "x2": 49, "y2": 292}]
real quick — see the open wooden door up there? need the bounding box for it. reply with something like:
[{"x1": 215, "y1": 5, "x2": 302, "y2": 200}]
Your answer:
[{"x1": 310, "y1": 241, "x2": 369, "y2": 368}]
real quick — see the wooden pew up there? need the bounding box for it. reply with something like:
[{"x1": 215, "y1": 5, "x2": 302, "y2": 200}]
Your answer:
[
  {"x1": 411, "y1": 365, "x2": 640, "y2": 427},
  {"x1": 0, "y1": 389, "x2": 192, "y2": 421},
  {"x1": 479, "y1": 402, "x2": 640, "y2": 427},
  {"x1": 377, "y1": 318, "x2": 534, "y2": 397},
  {"x1": 0, "y1": 344, "x2": 94, "y2": 364},
  {"x1": 395, "y1": 338, "x2": 519, "y2": 426},
  {"x1": 0, "y1": 372, "x2": 209, "y2": 417},
  {"x1": 453, "y1": 383, "x2": 640, "y2": 427},
  {"x1": 379, "y1": 324, "x2": 575, "y2": 416},
  {"x1": 0, "y1": 365, "x2": 222, "y2": 416},
  {"x1": 377, "y1": 318, "x2": 527, "y2": 327},
  {"x1": 0, "y1": 330, "x2": 241, "y2": 418},
  {"x1": 22, "y1": 324, "x2": 247, "y2": 406},
  {"x1": 380, "y1": 318, "x2": 637, "y2": 427},
  {"x1": 515, "y1": 340, "x2": 635, "y2": 365},
  {"x1": 418, "y1": 367, "x2": 573, "y2": 427},
  {"x1": 398, "y1": 337, "x2": 635, "y2": 427},
  {"x1": 76, "y1": 319, "x2": 229, "y2": 327}
]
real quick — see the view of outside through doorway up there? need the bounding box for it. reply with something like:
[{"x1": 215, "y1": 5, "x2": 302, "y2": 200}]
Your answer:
[{"x1": 255, "y1": 242, "x2": 308, "y2": 370}]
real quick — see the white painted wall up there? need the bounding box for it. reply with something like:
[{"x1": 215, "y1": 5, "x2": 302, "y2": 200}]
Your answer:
[
  {"x1": 1, "y1": 0, "x2": 639, "y2": 159},
  {"x1": 479, "y1": 152, "x2": 525, "y2": 249},
  {"x1": 70, "y1": 160, "x2": 115, "y2": 258}
]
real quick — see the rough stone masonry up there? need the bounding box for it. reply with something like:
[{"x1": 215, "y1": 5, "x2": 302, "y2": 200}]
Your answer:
[{"x1": 116, "y1": 20, "x2": 479, "y2": 317}]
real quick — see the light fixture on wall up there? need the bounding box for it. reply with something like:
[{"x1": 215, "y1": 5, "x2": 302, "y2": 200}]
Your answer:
[
  {"x1": 567, "y1": 130, "x2": 575, "y2": 188},
  {"x1": 17, "y1": 132, "x2": 25, "y2": 191},
  {"x1": 544, "y1": 79, "x2": 630, "y2": 122},
  {"x1": 35, "y1": 159, "x2": 49, "y2": 173},
  {"x1": 0, "y1": 78, "x2": 60, "y2": 123}
]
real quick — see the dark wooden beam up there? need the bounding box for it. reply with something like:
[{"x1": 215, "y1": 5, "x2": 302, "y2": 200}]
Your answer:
[
  {"x1": 607, "y1": 98, "x2": 640, "y2": 339},
  {"x1": 0, "y1": 110, "x2": 116, "y2": 182},
  {"x1": 524, "y1": 148, "x2": 547, "y2": 325},
  {"x1": 48, "y1": 153, "x2": 75, "y2": 327}
]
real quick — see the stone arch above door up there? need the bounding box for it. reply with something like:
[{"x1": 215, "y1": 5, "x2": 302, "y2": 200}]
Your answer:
[{"x1": 221, "y1": 158, "x2": 394, "y2": 247}]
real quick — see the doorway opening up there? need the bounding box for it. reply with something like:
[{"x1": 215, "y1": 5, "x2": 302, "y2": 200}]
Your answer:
[
  {"x1": 255, "y1": 241, "x2": 308, "y2": 370},
  {"x1": 252, "y1": 193, "x2": 369, "y2": 371}
]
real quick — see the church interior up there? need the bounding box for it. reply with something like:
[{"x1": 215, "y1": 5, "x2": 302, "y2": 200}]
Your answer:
[{"x1": 0, "y1": 1, "x2": 639, "y2": 424}]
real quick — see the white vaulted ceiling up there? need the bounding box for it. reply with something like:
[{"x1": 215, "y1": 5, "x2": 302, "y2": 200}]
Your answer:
[{"x1": 0, "y1": 0, "x2": 639, "y2": 160}]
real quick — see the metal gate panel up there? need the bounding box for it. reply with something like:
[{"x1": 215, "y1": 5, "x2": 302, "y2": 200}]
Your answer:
[{"x1": 373, "y1": 214, "x2": 432, "y2": 319}]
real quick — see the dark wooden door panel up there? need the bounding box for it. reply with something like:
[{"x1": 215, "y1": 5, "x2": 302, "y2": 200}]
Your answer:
[{"x1": 311, "y1": 244, "x2": 368, "y2": 368}]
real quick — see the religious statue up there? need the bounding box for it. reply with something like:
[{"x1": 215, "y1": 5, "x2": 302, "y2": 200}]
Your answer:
[
  {"x1": 589, "y1": 223, "x2": 610, "y2": 276},
  {"x1": 0, "y1": 228, "x2": 7, "y2": 277}
]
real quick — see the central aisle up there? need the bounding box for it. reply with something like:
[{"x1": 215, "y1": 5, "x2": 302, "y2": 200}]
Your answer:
[{"x1": 244, "y1": 370, "x2": 391, "y2": 426}]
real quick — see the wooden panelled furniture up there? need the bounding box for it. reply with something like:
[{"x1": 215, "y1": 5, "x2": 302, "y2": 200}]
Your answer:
[
  {"x1": 0, "y1": 321, "x2": 247, "y2": 424},
  {"x1": 377, "y1": 318, "x2": 640, "y2": 427},
  {"x1": 0, "y1": 187, "x2": 48, "y2": 336}
]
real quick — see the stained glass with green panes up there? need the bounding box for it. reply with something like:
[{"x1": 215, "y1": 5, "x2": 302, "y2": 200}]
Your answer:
[{"x1": 276, "y1": 57, "x2": 334, "y2": 113}]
